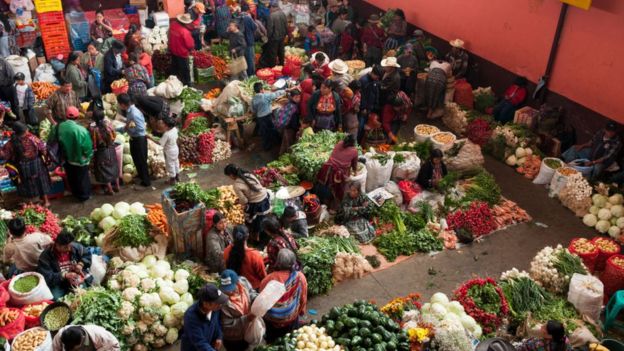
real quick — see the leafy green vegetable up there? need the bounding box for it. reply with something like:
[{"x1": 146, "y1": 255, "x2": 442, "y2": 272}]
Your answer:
[
  {"x1": 171, "y1": 182, "x2": 220, "y2": 209},
  {"x1": 177, "y1": 87, "x2": 203, "y2": 116},
  {"x1": 501, "y1": 277, "x2": 552, "y2": 321},
  {"x1": 463, "y1": 170, "x2": 501, "y2": 206},
  {"x1": 532, "y1": 297, "x2": 580, "y2": 332},
  {"x1": 0, "y1": 220, "x2": 8, "y2": 248},
  {"x1": 467, "y1": 282, "x2": 503, "y2": 314},
  {"x1": 182, "y1": 117, "x2": 211, "y2": 136},
  {"x1": 372, "y1": 154, "x2": 392, "y2": 166},
  {"x1": 374, "y1": 228, "x2": 443, "y2": 262},
  {"x1": 65, "y1": 288, "x2": 126, "y2": 346},
  {"x1": 393, "y1": 153, "x2": 406, "y2": 164},
  {"x1": 21, "y1": 208, "x2": 46, "y2": 227},
  {"x1": 393, "y1": 140, "x2": 432, "y2": 161},
  {"x1": 112, "y1": 214, "x2": 153, "y2": 248},
  {"x1": 291, "y1": 131, "x2": 347, "y2": 181},
  {"x1": 553, "y1": 249, "x2": 587, "y2": 278},
  {"x1": 62, "y1": 216, "x2": 97, "y2": 246},
  {"x1": 267, "y1": 153, "x2": 295, "y2": 169}
]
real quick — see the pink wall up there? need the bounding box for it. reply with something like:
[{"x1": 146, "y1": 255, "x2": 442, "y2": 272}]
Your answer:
[{"x1": 364, "y1": 0, "x2": 624, "y2": 122}]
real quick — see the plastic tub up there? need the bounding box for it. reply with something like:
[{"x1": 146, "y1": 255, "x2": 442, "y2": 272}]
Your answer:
[
  {"x1": 569, "y1": 159, "x2": 593, "y2": 178},
  {"x1": 430, "y1": 132, "x2": 456, "y2": 151},
  {"x1": 414, "y1": 124, "x2": 439, "y2": 143}
]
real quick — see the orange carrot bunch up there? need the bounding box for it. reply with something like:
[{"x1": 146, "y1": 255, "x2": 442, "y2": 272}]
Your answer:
[{"x1": 145, "y1": 204, "x2": 168, "y2": 235}]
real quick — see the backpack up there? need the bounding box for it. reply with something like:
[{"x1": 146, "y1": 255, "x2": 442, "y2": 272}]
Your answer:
[
  {"x1": 254, "y1": 18, "x2": 268, "y2": 43},
  {"x1": 273, "y1": 102, "x2": 297, "y2": 130}
]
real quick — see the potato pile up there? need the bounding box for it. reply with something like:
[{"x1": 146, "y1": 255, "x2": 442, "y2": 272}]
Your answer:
[
  {"x1": 216, "y1": 186, "x2": 245, "y2": 224},
  {"x1": 0, "y1": 308, "x2": 19, "y2": 327},
  {"x1": 23, "y1": 302, "x2": 49, "y2": 318},
  {"x1": 12, "y1": 328, "x2": 48, "y2": 351}
]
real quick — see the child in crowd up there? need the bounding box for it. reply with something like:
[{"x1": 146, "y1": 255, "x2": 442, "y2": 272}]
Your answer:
[
  {"x1": 344, "y1": 80, "x2": 361, "y2": 136},
  {"x1": 304, "y1": 25, "x2": 321, "y2": 55},
  {"x1": 12, "y1": 73, "x2": 36, "y2": 126},
  {"x1": 138, "y1": 48, "x2": 154, "y2": 87},
  {"x1": 251, "y1": 82, "x2": 285, "y2": 151},
  {"x1": 277, "y1": 89, "x2": 302, "y2": 155},
  {"x1": 159, "y1": 117, "x2": 180, "y2": 184},
  {"x1": 297, "y1": 118, "x2": 314, "y2": 140}
]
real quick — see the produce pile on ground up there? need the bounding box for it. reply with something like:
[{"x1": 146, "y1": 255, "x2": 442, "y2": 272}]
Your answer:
[
  {"x1": 529, "y1": 245, "x2": 587, "y2": 294},
  {"x1": 290, "y1": 131, "x2": 347, "y2": 181},
  {"x1": 16, "y1": 204, "x2": 61, "y2": 238},
  {"x1": 583, "y1": 192, "x2": 624, "y2": 240}
]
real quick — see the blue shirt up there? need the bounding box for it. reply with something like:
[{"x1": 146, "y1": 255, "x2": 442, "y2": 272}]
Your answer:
[
  {"x1": 241, "y1": 14, "x2": 257, "y2": 46},
  {"x1": 251, "y1": 91, "x2": 285, "y2": 118},
  {"x1": 126, "y1": 105, "x2": 146, "y2": 138},
  {"x1": 181, "y1": 303, "x2": 223, "y2": 351}
]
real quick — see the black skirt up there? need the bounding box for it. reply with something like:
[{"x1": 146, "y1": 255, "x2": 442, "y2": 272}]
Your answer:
[
  {"x1": 94, "y1": 145, "x2": 119, "y2": 184},
  {"x1": 16, "y1": 157, "x2": 51, "y2": 198}
]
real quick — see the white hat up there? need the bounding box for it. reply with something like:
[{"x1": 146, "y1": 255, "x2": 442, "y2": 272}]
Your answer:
[
  {"x1": 328, "y1": 59, "x2": 349, "y2": 74},
  {"x1": 449, "y1": 39, "x2": 465, "y2": 48},
  {"x1": 380, "y1": 56, "x2": 401, "y2": 68},
  {"x1": 176, "y1": 13, "x2": 193, "y2": 25}
]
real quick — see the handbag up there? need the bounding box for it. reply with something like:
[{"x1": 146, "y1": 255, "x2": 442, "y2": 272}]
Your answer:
[
  {"x1": 46, "y1": 121, "x2": 64, "y2": 168},
  {"x1": 228, "y1": 53, "x2": 248, "y2": 76}
]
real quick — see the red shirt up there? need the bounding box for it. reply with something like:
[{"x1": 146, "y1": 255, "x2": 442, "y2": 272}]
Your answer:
[
  {"x1": 169, "y1": 21, "x2": 196, "y2": 58},
  {"x1": 312, "y1": 61, "x2": 331, "y2": 79},
  {"x1": 360, "y1": 25, "x2": 386, "y2": 49},
  {"x1": 299, "y1": 79, "x2": 314, "y2": 120},
  {"x1": 504, "y1": 85, "x2": 527, "y2": 106},
  {"x1": 139, "y1": 53, "x2": 153, "y2": 76},
  {"x1": 223, "y1": 245, "x2": 267, "y2": 290}
]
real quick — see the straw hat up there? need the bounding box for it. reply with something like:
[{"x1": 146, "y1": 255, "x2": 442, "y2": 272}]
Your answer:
[
  {"x1": 193, "y1": 2, "x2": 206, "y2": 13},
  {"x1": 449, "y1": 38, "x2": 465, "y2": 48},
  {"x1": 381, "y1": 56, "x2": 401, "y2": 68},
  {"x1": 176, "y1": 13, "x2": 193, "y2": 24},
  {"x1": 368, "y1": 14, "x2": 380, "y2": 23},
  {"x1": 329, "y1": 59, "x2": 349, "y2": 74}
]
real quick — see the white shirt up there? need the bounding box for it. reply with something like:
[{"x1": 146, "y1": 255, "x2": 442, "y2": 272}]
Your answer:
[
  {"x1": 3, "y1": 232, "x2": 53, "y2": 271},
  {"x1": 159, "y1": 127, "x2": 179, "y2": 160},
  {"x1": 15, "y1": 84, "x2": 27, "y2": 108}
]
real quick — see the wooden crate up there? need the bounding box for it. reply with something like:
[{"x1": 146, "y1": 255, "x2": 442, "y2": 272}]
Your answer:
[{"x1": 161, "y1": 189, "x2": 206, "y2": 260}]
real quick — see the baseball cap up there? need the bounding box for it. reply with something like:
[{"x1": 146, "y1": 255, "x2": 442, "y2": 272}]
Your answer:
[
  {"x1": 219, "y1": 270, "x2": 240, "y2": 293},
  {"x1": 66, "y1": 106, "x2": 80, "y2": 119},
  {"x1": 198, "y1": 283, "x2": 229, "y2": 304},
  {"x1": 606, "y1": 121, "x2": 618, "y2": 131}
]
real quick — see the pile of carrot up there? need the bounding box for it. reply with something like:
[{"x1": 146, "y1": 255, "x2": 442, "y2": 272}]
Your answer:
[
  {"x1": 145, "y1": 204, "x2": 168, "y2": 236},
  {"x1": 204, "y1": 88, "x2": 221, "y2": 99},
  {"x1": 375, "y1": 144, "x2": 392, "y2": 153},
  {"x1": 31, "y1": 82, "x2": 59, "y2": 100},
  {"x1": 211, "y1": 56, "x2": 227, "y2": 80},
  {"x1": 516, "y1": 154, "x2": 541, "y2": 179},
  {"x1": 491, "y1": 199, "x2": 532, "y2": 229}
]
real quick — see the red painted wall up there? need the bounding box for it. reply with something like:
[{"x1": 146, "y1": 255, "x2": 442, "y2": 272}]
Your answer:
[{"x1": 364, "y1": 0, "x2": 624, "y2": 122}]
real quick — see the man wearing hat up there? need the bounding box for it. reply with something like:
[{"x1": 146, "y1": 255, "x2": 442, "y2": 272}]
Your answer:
[
  {"x1": 169, "y1": 13, "x2": 196, "y2": 86},
  {"x1": 219, "y1": 270, "x2": 257, "y2": 350},
  {"x1": 408, "y1": 29, "x2": 428, "y2": 63},
  {"x1": 380, "y1": 56, "x2": 401, "y2": 105},
  {"x1": 188, "y1": 1, "x2": 207, "y2": 49},
  {"x1": 360, "y1": 14, "x2": 386, "y2": 67},
  {"x1": 562, "y1": 121, "x2": 622, "y2": 181},
  {"x1": 445, "y1": 38, "x2": 469, "y2": 79},
  {"x1": 49, "y1": 106, "x2": 93, "y2": 202},
  {"x1": 181, "y1": 283, "x2": 228, "y2": 351},
  {"x1": 328, "y1": 59, "x2": 353, "y2": 93}
]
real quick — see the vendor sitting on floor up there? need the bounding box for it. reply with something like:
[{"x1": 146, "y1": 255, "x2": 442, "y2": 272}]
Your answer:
[
  {"x1": 53, "y1": 325, "x2": 121, "y2": 351},
  {"x1": 280, "y1": 206, "x2": 308, "y2": 239},
  {"x1": 416, "y1": 149, "x2": 448, "y2": 190},
  {"x1": 336, "y1": 182, "x2": 375, "y2": 243},
  {"x1": 37, "y1": 230, "x2": 93, "y2": 299},
  {"x1": 562, "y1": 121, "x2": 621, "y2": 181},
  {"x1": 4, "y1": 217, "x2": 53, "y2": 277},
  {"x1": 516, "y1": 320, "x2": 572, "y2": 351}
]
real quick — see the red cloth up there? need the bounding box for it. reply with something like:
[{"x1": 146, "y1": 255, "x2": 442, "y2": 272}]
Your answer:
[
  {"x1": 504, "y1": 85, "x2": 527, "y2": 106},
  {"x1": 299, "y1": 79, "x2": 314, "y2": 119},
  {"x1": 328, "y1": 141, "x2": 358, "y2": 171},
  {"x1": 312, "y1": 61, "x2": 331, "y2": 79},
  {"x1": 169, "y1": 21, "x2": 195, "y2": 58},
  {"x1": 139, "y1": 52, "x2": 153, "y2": 76},
  {"x1": 223, "y1": 245, "x2": 267, "y2": 290},
  {"x1": 340, "y1": 32, "x2": 355, "y2": 56},
  {"x1": 360, "y1": 26, "x2": 385, "y2": 49},
  {"x1": 381, "y1": 104, "x2": 395, "y2": 135}
]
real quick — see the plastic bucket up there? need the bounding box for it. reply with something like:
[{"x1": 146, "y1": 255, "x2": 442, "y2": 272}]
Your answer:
[{"x1": 570, "y1": 159, "x2": 593, "y2": 178}]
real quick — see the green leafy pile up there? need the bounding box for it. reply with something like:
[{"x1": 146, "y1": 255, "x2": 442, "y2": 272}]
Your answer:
[
  {"x1": 66, "y1": 288, "x2": 126, "y2": 346},
  {"x1": 111, "y1": 214, "x2": 153, "y2": 248},
  {"x1": 532, "y1": 297, "x2": 580, "y2": 332},
  {"x1": 62, "y1": 216, "x2": 97, "y2": 246},
  {"x1": 290, "y1": 131, "x2": 346, "y2": 181},
  {"x1": 463, "y1": 170, "x2": 501, "y2": 206},
  {"x1": 182, "y1": 117, "x2": 211, "y2": 136},
  {"x1": 21, "y1": 208, "x2": 46, "y2": 227},
  {"x1": 553, "y1": 249, "x2": 587, "y2": 277},
  {"x1": 468, "y1": 282, "x2": 504, "y2": 314},
  {"x1": 297, "y1": 236, "x2": 360, "y2": 296},
  {"x1": 177, "y1": 87, "x2": 203, "y2": 116},
  {"x1": 171, "y1": 182, "x2": 220, "y2": 209},
  {"x1": 267, "y1": 153, "x2": 295, "y2": 169},
  {"x1": 374, "y1": 228, "x2": 443, "y2": 262},
  {"x1": 393, "y1": 140, "x2": 432, "y2": 161},
  {"x1": 0, "y1": 220, "x2": 8, "y2": 248},
  {"x1": 501, "y1": 277, "x2": 552, "y2": 321},
  {"x1": 474, "y1": 92, "x2": 496, "y2": 113},
  {"x1": 239, "y1": 76, "x2": 270, "y2": 97}
]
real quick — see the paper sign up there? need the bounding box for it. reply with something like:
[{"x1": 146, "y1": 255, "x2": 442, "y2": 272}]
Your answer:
[{"x1": 561, "y1": 0, "x2": 592, "y2": 10}]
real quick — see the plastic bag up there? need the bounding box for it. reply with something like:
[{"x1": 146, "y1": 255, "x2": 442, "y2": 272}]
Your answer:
[
  {"x1": 365, "y1": 152, "x2": 394, "y2": 193},
  {"x1": 391, "y1": 152, "x2": 421, "y2": 180},
  {"x1": 91, "y1": 255, "x2": 107, "y2": 286},
  {"x1": 215, "y1": 81, "x2": 243, "y2": 116},
  {"x1": 444, "y1": 140, "x2": 484, "y2": 173},
  {"x1": 244, "y1": 316, "x2": 266, "y2": 346},
  {"x1": 548, "y1": 168, "x2": 572, "y2": 198},
  {"x1": 115, "y1": 233, "x2": 168, "y2": 262},
  {"x1": 0, "y1": 308, "x2": 25, "y2": 340},
  {"x1": 250, "y1": 281, "x2": 286, "y2": 317},
  {"x1": 568, "y1": 326, "x2": 599, "y2": 348},
  {"x1": 567, "y1": 273, "x2": 603, "y2": 322},
  {"x1": 346, "y1": 163, "x2": 367, "y2": 194},
  {"x1": 5, "y1": 55, "x2": 32, "y2": 83},
  {"x1": 8, "y1": 272, "x2": 53, "y2": 306},
  {"x1": 384, "y1": 181, "x2": 403, "y2": 206},
  {"x1": 12, "y1": 327, "x2": 52, "y2": 350},
  {"x1": 398, "y1": 180, "x2": 421, "y2": 205},
  {"x1": 533, "y1": 158, "x2": 562, "y2": 185},
  {"x1": 34, "y1": 64, "x2": 57, "y2": 83}
]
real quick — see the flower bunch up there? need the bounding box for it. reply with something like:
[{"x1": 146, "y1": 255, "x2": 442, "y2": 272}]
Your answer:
[
  {"x1": 446, "y1": 201, "x2": 496, "y2": 237},
  {"x1": 454, "y1": 277, "x2": 509, "y2": 335},
  {"x1": 407, "y1": 327, "x2": 430, "y2": 344},
  {"x1": 380, "y1": 293, "x2": 422, "y2": 322},
  {"x1": 466, "y1": 118, "x2": 493, "y2": 146},
  {"x1": 17, "y1": 204, "x2": 61, "y2": 239}
]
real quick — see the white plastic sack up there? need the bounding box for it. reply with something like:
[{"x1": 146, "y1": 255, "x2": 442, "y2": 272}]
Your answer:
[
  {"x1": 91, "y1": 255, "x2": 107, "y2": 286},
  {"x1": 244, "y1": 316, "x2": 266, "y2": 346},
  {"x1": 384, "y1": 181, "x2": 403, "y2": 206},
  {"x1": 567, "y1": 273, "x2": 603, "y2": 322},
  {"x1": 392, "y1": 152, "x2": 421, "y2": 180},
  {"x1": 34, "y1": 64, "x2": 57, "y2": 83},
  {"x1": 6, "y1": 55, "x2": 32, "y2": 83},
  {"x1": 169, "y1": 100, "x2": 184, "y2": 117},
  {"x1": 250, "y1": 281, "x2": 286, "y2": 317},
  {"x1": 533, "y1": 157, "x2": 562, "y2": 185},
  {"x1": 365, "y1": 152, "x2": 394, "y2": 192},
  {"x1": 12, "y1": 327, "x2": 52, "y2": 351},
  {"x1": 548, "y1": 169, "x2": 572, "y2": 198},
  {"x1": 346, "y1": 162, "x2": 367, "y2": 194},
  {"x1": 8, "y1": 272, "x2": 53, "y2": 306},
  {"x1": 153, "y1": 76, "x2": 184, "y2": 99},
  {"x1": 568, "y1": 326, "x2": 599, "y2": 348},
  {"x1": 215, "y1": 81, "x2": 243, "y2": 116}
]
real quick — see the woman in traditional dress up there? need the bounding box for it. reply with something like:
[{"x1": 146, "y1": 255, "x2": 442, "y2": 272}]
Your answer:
[
  {"x1": 0, "y1": 122, "x2": 51, "y2": 207},
  {"x1": 424, "y1": 60, "x2": 451, "y2": 119},
  {"x1": 316, "y1": 133, "x2": 358, "y2": 209},
  {"x1": 262, "y1": 217, "x2": 299, "y2": 272},
  {"x1": 308, "y1": 79, "x2": 342, "y2": 131},
  {"x1": 124, "y1": 51, "x2": 151, "y2": 100},
  {"x1": 336, "y1": 182, "x2": 375, "y2": 243},
  {"x1": 89, "y1": 109, "x2": 120, "y2": 195},
  {"x1": 416, "y1": 149, "x2": 448, "y2": 190}
]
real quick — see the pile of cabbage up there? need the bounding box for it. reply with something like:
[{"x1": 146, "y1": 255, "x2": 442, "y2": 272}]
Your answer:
[
  {"x1": 91, "y1": 201, "x2": 147, "y2": 234},
  {"x1": 582, "y1": 193, "x2": 624, "y2": 239},
  {"x1": 115, "y1": 134, "x2": 138, "y2": 184},
  {"x1": 403, "y1": 292, "x2": 482, "y2": 339},
  {"x1": 108, "y1": 255, "x2": 192, "y2": 349}
]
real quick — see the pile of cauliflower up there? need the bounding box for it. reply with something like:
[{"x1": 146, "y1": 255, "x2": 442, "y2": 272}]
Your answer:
[
  {"x1": 107, "y1": 255, "x2": 192, "y2": 349},
  {"x1": 583, "y1": 193, "x2": 624, "y2": 240}
]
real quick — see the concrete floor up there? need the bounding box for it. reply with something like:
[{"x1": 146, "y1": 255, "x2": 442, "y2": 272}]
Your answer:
[{"x1": 49, "y1": 121, "x2": 587, "y2": 319}]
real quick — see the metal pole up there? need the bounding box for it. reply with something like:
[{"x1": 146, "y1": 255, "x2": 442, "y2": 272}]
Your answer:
[{"x1": 535, "y1": 2, "x2": 569, "y2": 102}]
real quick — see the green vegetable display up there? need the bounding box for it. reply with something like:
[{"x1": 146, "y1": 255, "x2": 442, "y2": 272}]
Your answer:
[
  {"x1": 532, "y1": 297, "x2": 580, "y2": 332},
  {"x1": 374, "y1": 228, "x2": 443, "y2": 262},
  {"x1": 21, "y1": 208, "x2": 46, "y2": 227},
  {"x1": 65, "y1": 288, "x2": 126, "y2": 346},
  {"x1": 467, "y1": 282, "x2": 503, "y2": 314},
  {"x1": 463, "y1": 170, "x2": 502, "y2": 206},
  {"x1": 0, "y1": 220, "x2": 8, "y2": 248},
  {"x1": 13, "y1": 275, "x2": 39, "y2": 293},
  {"x1": 544, "y1": 158, "x2": 563, "y2": 170},
  {"x1": 290, "y1": 131, "x2": 346, "y2": 181},
  {"x1": 239, "y1": 76, "x2": 270, "y2": 97},
  {"x1": 501, "y1": 277, "x2": 552, "y2": 321},
  {"x1": 43, "y1": 305, "x2": 72, "y2": 331},
  {"x1": 111, "y1": 214, "x2": 153, "y2": 248},
  {"x1": 320, "y1": 300, "x2": 410, "y2": 351},
  {"x1": 553, "y1": 249, "x2": 587, "y2": 278},
  {"x1": 177, "y1": 87, "x2": 203, "y2": 116},
  {"x1": 171, "y1": 182, "x2": 220, "y2": 209},
  {"x1": 182, "y1": 117, "x2": 211, "y2": 136},
  {"x1": 61, "y1": 216, "x2": 97, "y2": 246}
]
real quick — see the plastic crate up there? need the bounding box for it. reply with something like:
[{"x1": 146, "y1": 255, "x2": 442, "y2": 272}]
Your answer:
[
  {"x1": 38, "y1": 11, "x2": 64, "y2": 24},
  {"x1": 16, "y1": 31, "x2": 38, "y2": 47},
  {"x1": 34, "y1": 0, "x2": 62, "y2": 13},
  {"x1": 70, "y1": 38, "x2": 87, "y2": 51}
]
